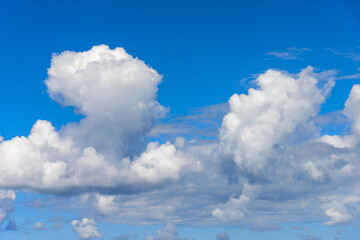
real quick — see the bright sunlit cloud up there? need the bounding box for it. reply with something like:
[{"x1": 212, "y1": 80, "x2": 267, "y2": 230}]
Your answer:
[{"x1": 1, "y1": 1, "x2": 360, "y2": 239}]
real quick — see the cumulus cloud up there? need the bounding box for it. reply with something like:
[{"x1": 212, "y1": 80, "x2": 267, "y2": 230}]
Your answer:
[
  {"x1": 212, "y1": 194, "x2": 249, "y2": 222},
  {"x1": 0, "y1": 190, "x2": 16, "y2": 226},
  {"x1": 146, "y1": 223, "x2": 188, "y2": 240},
  {"x1": 0, "y1": 119, "x2": 197, "y2": 192},
  {"x1": 128, "y1": 141, "x2": 201, "y2": 183},
  {"x1": 71, "y1": 218, "x2": 101, "y2": 239},
  {"x1": 220, "y1": 66, "x2": 333, "y2": 173},
  {"x1": 323, "y1": 201, "x2": 351, "y2": 226},
  {"x1": 216, "y1": 232, "x2": 229, "y2": 240},
  {"x1": 94, "y1": 194, "x2": 118, "y2": 216},
  {"x1": 0, "y1": 120, "x2": 117, "y2": 191},
  {"x1": 36, "y1": 59, "x2": 360, "y2": 231},
  {"x1": 343, "y1": 85, "x2": 360, "y2": 134},
  {"x1": 46, "y1": 44, "x2": 167, "y2": 157},
  {"x1": 213, "y1": 67, "x2": 360, "y2": 228},
  {"x1": 0, "y1": 45, "x2": 200, "y2": 194},
  {"x1": 320, "y1": 84, "x2": 360, "y2": 148},
  {"x1": 1, "y1": 43, "x2": 360, "y2": 232},
  {"x1": 212, "y1": 183, "x2": 263, "y2": 224},
  {"x1": 32, "y1": 221, "x2": 47, "y2": 231}
]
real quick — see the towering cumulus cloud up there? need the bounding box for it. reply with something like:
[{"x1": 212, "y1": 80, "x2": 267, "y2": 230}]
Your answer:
[
  {"x1": 220, "y1": 67, "x2": 333, "y2": 173},
  {"x1": 0, "y1": 45, "x2": 196, "y2": 193},
  {"x1": 46, "y1": 44, "x2": 167, "y2": 157}
]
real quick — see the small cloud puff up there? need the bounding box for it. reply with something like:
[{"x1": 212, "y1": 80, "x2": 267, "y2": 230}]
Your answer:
[
  {"x1": 32, "y1": 222, "x2": 47, "y2": 231},
  {"x1": 71, "y1": 218, "x2": 101, "y2": 239},
  {"x1": 216, "y1": 232, "x2": 230, "y2": 240},
  {"x1": 146, "y1": 223, "x2": 188, "y2": 240}
]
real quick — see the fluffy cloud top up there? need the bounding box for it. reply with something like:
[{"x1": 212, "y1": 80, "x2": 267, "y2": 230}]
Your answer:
[
  {"x1": 94, "y1": 194, "x2": 118, "y2": 215},
  {"x1": 46, "y1": 44, "x2": 167, "y2": 157},
  {"x1": 146, "y1": 223, "x2": 188, "y2": 240},
  {"x1": 0, "y1": 45, "x2": 199, "y2": 193},
  {"x1": 32, "y1": 222, "x2": 47, "y2": 231},
  {"x1": 71, "y1": 218, "x2": 101, "y2": 239},
  {"x1": 320, "y1": 84, "x2": 360, "y2": 148},
  {"x1": 220, "y1": 66, "x2": 332, "y2": 173},
  {"x1": 323, "y1": 201, "x2": 352, "y2": 226},
  {"x1": 0, "y1": 120, "x2": 196, "y2": 192},
  {"x1": 212, "y1": 194, "x2": 249, "y2": 221}
]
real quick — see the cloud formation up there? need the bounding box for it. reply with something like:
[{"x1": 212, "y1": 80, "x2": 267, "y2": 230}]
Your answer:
[
  {"x1": 266, "y1": 47, "x2": 310, "y2": 60},
  {"x1": 0, "y1": 45, "x2": 359, "y2": 235},
  {"x1": 327, "y1": 47, "x2": 360, "y2": 62},
  {"x1": 216, "y1": 232, "x2": 229, "y2": 240},
  {"x1": 146, "y1": 223, "x2": 188, "y2": 240},
  {"x1": 71, "y1": 218, "x2": 101, "y2": 239},
  {"x1": 220, "y1": 66, "x2": 333, "y2": 173},
  {"x1": 32, "y1": 222, "x2": 47, "y2": 231},
  {"x1": 0, "y1": 190, "x2": 16, "y2": 227},
  {"x1": 46, "y1": 45, "x2": 167, "y2": 157},
  {"x1": 0, "y1": 119, "x2": 197, "y2": 193},
  {"x1": 0, "y1": 45, "x2": 199, "y2": 194}
]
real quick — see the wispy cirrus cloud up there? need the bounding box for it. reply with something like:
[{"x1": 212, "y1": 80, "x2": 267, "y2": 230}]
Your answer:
[
  {"x1": 266, "y1": 46, "x2": 310, "y2": 60},
  {"x1": 327, "y1": 47, "x2": 360, "y2": 62},
  {"x1": 336, "y1": 68, "x2": 360, "y2": 80}
]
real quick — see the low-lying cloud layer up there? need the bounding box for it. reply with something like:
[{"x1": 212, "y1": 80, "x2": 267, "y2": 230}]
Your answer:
[{"x1": 0, "y1": 45, "x2": 360, "y2": 235}]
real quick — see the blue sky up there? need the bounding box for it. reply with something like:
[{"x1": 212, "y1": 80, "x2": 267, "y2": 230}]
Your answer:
[{"x1": 0, "y1": 0, "x2": 360, "y2": 239}]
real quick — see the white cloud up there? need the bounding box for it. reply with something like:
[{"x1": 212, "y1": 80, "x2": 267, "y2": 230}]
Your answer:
[
  {"x1": 32, "y1": 222, "x2": 47, "y2": 231},
  {"x1": 0, "y1": 120, "x2": 118, "y2": 190},
  {"x1": 46, "y1": 44, "x2": 167, "y2": 157},
  {"x1": 146, "y1": 223, "x2": 187, "y2": 240},
  {"x1": 0, "y1": 190, "x2": 15, "y2": 200},
  {"x1": 319, "y1": 84, "x2": 360, "y2": 148},
  {"x1": 266, "y1": 47, "x2": 310, "y2": 60},
  {"x1": 220, "y1": 66, "x2": 332, "y2": 173},
  {"x1": 0, "y1": 120, "x2": 196, "y2": 192},
  {"x1": 71, "y1": 218, "x2": 101, "y2": 239},
  {"x1": 128, "y1": 141, "x2": 201, "y2": 183},
  {"x1": 344, "y1": 84, "x2": 360, "y2": 134},
  {"x1": 0, "y1": 46, "x2": 201, "y2": 193},
  {"x1": 323, "y1": 201, "x2": 352, "y2": 225},
  {"x1": 212, "y1": 194, "x2": 249, "y2": 221},
  {"x1": 1, "y1": 43, "x2": 360, "y2": 231},
  {"x1": 212, "y1": 183, "x2": 259, "y2": 222},
  {"x1": 94, "y1": 194, "x2": 118, "y2": 216},
  {"x1": 327, "y1": 48, "x2": 360, "y2": 62}
]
